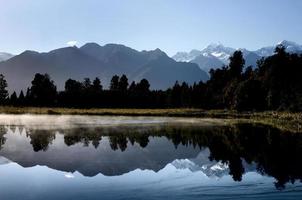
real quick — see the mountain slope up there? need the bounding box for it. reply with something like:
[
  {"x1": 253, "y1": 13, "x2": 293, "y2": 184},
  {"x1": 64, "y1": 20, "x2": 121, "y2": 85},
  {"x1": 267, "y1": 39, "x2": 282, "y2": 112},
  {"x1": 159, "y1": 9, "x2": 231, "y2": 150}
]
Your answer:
[
  {"x1": 0, "y1": 44, "x2": 209, "y2": 92},
  {"x1": 0, "y1": 47, "x2": 107, "y2": 92},
  {"x1": 80, "y1": 43, "x2": 148, "y2": 74},
  {"x1": 190, "y1": 53, "x2": 225, "y2": 73},
  {"x1": 0, "y1": 52, "x2": 14, "y2": 62},
  {"x1": 240, "y1": 49, "x2": 261, "y2": 68},
  {"x1": 173, "y1": 50, "x2": 202, "y2": 62},
  {"x1": 131, "y1": 50, "x2": 209, "y2": 89}
]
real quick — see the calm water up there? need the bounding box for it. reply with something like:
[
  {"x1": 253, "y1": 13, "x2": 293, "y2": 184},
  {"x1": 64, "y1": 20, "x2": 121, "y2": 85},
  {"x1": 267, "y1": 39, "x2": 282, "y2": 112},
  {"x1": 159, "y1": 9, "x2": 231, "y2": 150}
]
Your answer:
[{"x1": 0, "y1": 115, "x2": 302, "y2": 200}]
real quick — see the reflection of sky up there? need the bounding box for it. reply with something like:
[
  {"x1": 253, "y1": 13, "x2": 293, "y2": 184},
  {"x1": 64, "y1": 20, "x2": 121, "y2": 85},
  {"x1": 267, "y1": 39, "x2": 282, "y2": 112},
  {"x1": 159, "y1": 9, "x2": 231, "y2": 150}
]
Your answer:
[
  {"x1": 1, "y1": 116, "x2": 302, "y2": 199},
  {"x1": 1, "y1": 161, "x2": 301, "y2": 200}
]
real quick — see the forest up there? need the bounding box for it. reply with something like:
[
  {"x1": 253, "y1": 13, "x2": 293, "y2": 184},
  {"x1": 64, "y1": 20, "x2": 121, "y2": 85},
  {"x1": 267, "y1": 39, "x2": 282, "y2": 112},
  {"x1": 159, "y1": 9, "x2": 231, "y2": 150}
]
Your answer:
[{"x1": 0, "y1": 45, "x2": 301, "y2": 111}]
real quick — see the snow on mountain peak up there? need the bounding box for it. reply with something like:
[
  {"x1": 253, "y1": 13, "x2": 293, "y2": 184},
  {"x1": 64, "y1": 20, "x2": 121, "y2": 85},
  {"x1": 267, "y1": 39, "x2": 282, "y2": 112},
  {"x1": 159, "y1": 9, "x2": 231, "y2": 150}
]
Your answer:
[
  {"x1": 277, "y1": 40, "x2": 302, "y2": 52},
  {"x1": 255, "y1": 40, "x2": 302, "y2": 57},
  {"x1": 198, "y1": 43, "x2": 235, "y2": 64},
  {"x1": 172, "y1": 49, "x2": 202, "y2": 62},
  {"x1": 172, "y1": 40, "x2": 302, "y2": 71},
  {"x1": 277, "y1": 40, "x2": 299, "y2": 47}
]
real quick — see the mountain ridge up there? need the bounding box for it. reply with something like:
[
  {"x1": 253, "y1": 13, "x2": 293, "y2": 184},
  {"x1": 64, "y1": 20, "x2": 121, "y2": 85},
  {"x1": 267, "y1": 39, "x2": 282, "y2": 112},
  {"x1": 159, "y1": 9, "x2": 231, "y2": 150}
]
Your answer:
[
  {"x1": 0, "y1": 43, "x2": 209, "y2": 93},
  {"x1": 172, "y1": 40, "x2": 302, "y2": 73}
]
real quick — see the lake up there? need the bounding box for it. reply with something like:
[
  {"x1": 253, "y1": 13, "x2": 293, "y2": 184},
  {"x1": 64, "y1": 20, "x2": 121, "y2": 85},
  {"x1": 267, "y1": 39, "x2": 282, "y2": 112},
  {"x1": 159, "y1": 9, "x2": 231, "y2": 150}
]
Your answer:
[{"x1": 0, "y1": 115, "x2": 301, "y2": 200}]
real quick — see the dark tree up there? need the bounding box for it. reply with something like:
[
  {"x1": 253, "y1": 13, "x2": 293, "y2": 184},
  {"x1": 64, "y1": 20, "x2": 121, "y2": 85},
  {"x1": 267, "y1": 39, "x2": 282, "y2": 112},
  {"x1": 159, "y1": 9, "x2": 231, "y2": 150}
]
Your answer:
[
  {"x1": 28, "y1": 73, "x2": 57, "y2": 106},
  {"x1": 136, "y1": 79, "x2": 150, "y2": 93},
  {"x1": 92, "y1": 77, "x2": 103, "y2": 91},
  {"x1": 132, "y1": 79, "x2": 151, "y2": 107},
  {"x1": 129, "y1": 81, "x2": 136, "y2": 92},
  {"x1": 118, "y1": 74, "x2": 129, "y2": 92},
  {"x1": 170, "y1": 81, "x2": 182, "y2": 107},
  {"x1": 206, "y1": 66, "x2": 229, "y2": 108},
  {"x1": 25, "y1": 88, "x2": 31, "y2": 106},
  {"x1": 180, "y1": 82, "x2": 191, "y2": 107},
  {"x1": 228, "y1": 50, "x2": 245, "y2": 79},
  {"x1": 0, "y1": 74, "x2": 8, "y2": 105},
  {"x1": 62, "y1": 79, "x2": 83, "y2": 107},
  {"x1": 234, "y1": 79, "x2": 266, "y2": 111},
  {"x1": 65, "y1": 79, "x2": 82, "y2": 93},
  {"x1": 110, "y1": 75, "x2": 119, "y2": 91},
  {"x1": 82, "y1": 78, "x2": 92, "y2": 91},
  {"x1": 191, "y1": 81, "x2": 207, "y2": 108},
  {"x1": 18, "y1": 90, "x2": 25, "y2": 106},
  {"x1": 257, "y1": 45, "x2": 302, "y2": 110},
  {"x1": 9, "y1": 91, "x2": 18, "y2": 106}
]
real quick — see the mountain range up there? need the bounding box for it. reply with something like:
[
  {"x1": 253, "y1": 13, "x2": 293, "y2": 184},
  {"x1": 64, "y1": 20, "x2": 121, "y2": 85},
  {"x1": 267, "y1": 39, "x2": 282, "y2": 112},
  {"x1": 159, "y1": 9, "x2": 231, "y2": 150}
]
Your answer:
[
  {"x1": 173, "y1": 40, "x2": 302, "y2": 73},
  {"x1": 0, "y1": 43, "x2": 208, "y2": 93},
  {"x1": 1, "y1": 40, "x2": 302, "y2": 93}
]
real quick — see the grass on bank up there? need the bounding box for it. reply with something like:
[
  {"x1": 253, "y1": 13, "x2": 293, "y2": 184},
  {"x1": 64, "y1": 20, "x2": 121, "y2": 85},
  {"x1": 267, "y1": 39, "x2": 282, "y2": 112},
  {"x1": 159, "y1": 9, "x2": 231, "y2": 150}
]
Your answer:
[{"x1": 0, "y1": 106, "x2": 301, "y2": 132}]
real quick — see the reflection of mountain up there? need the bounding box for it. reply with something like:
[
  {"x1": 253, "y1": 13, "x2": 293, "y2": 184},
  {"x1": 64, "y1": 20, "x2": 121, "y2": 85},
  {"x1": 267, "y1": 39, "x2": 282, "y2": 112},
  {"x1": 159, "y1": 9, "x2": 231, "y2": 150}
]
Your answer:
[
  {"x1": 0, "y1": 160, "x2": 281, "y2": 200},
  {"x1": 0, "y1": 121, "x2": 302, "y2": 189},
  {"x1": 171, "y1": 150, "x2": 230, "y2": 178},
  {"x1": 172, "y1": 149, "x2": 257, "y2": 178},
  {"x1": 0, "y1": 128, "x2": 200, "y2": 176},
  {"x1": 0, "y1": 156, "x2": 10, "y2": 165}
]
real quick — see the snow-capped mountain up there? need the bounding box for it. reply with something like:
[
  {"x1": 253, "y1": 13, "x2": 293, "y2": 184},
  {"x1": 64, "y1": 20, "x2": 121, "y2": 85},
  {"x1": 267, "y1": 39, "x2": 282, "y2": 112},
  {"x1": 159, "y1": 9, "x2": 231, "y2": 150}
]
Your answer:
[
  {"x1": 201, "y1": 43, "x2": 235, "y2": 64},
  {"x1": 172, "y1": 43, "x2": 235, "y2": 64},
  {"x1": 0, "y1": 52, "x2": 14, "y2": 62},
  {"x1": 173, "y1": 43, "x2": 257, "y2": 73},
  {"x1": 255, "y1": 40, "x2": 302, "y2": 57},
  {"x1": 173, "y1": 50, "x2": 202, "y2": 62},
  {"x1": 172, "y1": 40, "x2": 302, "y2": 73}
]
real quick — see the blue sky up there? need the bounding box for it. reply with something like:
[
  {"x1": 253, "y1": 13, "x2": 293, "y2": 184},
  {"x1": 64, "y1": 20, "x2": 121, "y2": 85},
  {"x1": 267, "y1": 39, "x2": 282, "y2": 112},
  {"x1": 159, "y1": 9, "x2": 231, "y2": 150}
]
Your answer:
[{"x1": 0, "y1": 0, "x2": 301, "y2": 56}]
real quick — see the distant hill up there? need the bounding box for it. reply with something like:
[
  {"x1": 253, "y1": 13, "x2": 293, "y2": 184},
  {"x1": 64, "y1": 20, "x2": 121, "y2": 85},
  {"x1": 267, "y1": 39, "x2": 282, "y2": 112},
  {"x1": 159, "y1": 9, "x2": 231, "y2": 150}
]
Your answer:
[{"x1": 0, "y1": 44, "x2": 209, "y2": 92}]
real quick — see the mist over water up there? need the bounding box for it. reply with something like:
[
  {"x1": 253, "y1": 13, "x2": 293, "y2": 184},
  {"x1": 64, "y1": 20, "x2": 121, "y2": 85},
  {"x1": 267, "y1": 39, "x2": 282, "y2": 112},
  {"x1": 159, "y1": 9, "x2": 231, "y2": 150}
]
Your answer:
[{"x1": 0, "y1": 114, "x2": 224, "y2": 129}]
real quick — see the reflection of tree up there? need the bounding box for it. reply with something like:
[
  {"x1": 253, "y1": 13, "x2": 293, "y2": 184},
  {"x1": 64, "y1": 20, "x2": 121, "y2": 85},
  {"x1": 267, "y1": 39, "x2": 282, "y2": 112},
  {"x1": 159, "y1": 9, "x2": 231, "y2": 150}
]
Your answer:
[
  {"x1": 27, "y1": 130, "x2": 56, "y2": 152},
  {"x1": 109, "y1": 134, "x2": 128, "y2": 151},
  {"x1": 206, "y1": 124, "x2": 302, "y2": 189},
  {"x1": 92, "y1": 140, "x2": 100, "y2": 149},
  {"x1": 7, "y1": 123, "x2": 302, "y2": 189},
  {"x1": 64, "y1": 128, "x2": 102, "y2": 148},
  {"x1": 0, "y1": 126, "x2": 6, "y2": 150}
]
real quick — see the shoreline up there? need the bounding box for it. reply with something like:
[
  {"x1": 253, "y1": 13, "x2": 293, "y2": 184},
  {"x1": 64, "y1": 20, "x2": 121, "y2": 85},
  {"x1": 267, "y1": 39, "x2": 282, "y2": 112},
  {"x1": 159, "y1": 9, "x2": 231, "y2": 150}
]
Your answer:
[{"x1": 0, "y1": 106, "x2": 301, "y2": 132}]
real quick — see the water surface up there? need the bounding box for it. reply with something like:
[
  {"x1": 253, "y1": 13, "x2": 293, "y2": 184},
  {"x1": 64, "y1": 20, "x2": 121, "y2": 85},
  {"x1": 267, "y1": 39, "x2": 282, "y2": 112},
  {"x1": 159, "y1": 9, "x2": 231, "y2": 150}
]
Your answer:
[{"x1": 0, "y1": 115, "x2": 301, "y2": 200}]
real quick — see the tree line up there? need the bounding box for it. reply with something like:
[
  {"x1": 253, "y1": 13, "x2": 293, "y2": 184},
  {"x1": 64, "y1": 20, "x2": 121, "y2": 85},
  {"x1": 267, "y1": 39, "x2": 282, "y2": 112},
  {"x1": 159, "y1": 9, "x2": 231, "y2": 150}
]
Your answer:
[{"x1": 0, "y1": 45, "x2": 301, "y2": 111}]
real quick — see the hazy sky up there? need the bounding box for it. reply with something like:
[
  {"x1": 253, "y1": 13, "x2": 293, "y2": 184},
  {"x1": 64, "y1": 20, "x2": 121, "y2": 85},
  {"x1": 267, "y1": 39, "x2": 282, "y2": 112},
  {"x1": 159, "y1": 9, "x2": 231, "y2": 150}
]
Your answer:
[{"x1": 0, "y1": 0, "x2": 301, "y2": 56}]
